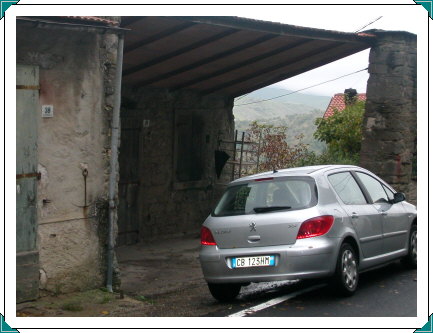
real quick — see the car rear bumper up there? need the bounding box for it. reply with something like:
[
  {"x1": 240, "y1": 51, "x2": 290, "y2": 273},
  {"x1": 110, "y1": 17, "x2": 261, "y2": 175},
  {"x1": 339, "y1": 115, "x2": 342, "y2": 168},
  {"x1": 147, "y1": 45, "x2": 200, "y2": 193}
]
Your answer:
[{"x1": 199, "y1": 237, "x2": 339, "y2": 283}]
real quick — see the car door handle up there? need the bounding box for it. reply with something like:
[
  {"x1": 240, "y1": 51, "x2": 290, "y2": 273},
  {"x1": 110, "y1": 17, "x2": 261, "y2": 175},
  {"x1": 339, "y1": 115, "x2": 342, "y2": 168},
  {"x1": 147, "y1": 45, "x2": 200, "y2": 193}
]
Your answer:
[
  {"x1": 380, "y1": 210, "x2": 388, "y2": 216},
  {"x1": 248, "y1": 235, "x2": 261, "y2": 242},
  {"x1": 351, "y1": 213, "x2": 359, "y2": 219}
]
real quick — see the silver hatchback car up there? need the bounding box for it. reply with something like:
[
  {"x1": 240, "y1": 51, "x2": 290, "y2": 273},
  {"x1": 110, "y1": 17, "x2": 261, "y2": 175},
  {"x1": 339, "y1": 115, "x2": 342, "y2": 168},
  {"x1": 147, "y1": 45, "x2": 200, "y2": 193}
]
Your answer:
[{"x1": 199, "y1": 165, "x2": 417, "y2": 301}]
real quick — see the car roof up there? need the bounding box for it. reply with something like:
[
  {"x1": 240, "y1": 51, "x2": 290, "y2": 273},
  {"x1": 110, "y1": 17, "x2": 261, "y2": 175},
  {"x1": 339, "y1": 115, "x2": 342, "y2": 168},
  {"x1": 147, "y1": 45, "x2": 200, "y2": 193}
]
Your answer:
[{"x1": 230, "y1": 165, "x2": 366, "y2": 184}]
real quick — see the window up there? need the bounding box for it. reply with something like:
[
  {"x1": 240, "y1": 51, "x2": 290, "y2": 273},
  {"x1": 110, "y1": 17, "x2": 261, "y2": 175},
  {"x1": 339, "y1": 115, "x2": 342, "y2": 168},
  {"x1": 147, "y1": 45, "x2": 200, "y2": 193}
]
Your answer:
[
  {"x1": 356, "y1": 172, "x2": 388, "y2": 203},
  {"x1": 383, "y1": 186, "x2": 395, "y2": 202},
  {"x1": 175, "y1": 111, "x2": 203, "y2": 182},
  {"x1": 328, "y1": 172, "x2": 367, "y2": 205},
  {"x1": 213, "y1": 177, "x2": 317, "y2": 217}
]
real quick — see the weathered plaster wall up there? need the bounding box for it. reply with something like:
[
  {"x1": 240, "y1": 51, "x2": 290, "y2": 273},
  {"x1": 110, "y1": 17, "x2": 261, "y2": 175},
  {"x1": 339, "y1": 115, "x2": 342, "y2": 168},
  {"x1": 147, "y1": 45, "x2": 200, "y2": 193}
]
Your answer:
[
  {"x1": 120, "y1": 87, "x2": 234, "y2": 241},
  {"x1": 17, "y1": 24, "x2": 119, "y2": 293},
  {"x1": 360, "y1": 31, "x2": 417, "y2": 204}
]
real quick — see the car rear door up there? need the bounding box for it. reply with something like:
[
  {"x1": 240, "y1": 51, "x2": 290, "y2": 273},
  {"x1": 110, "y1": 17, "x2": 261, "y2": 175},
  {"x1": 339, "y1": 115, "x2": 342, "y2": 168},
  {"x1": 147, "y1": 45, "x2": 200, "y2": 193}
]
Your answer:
[{"x1": 327, "y1": 171, "x2": 383, "y2": 258}]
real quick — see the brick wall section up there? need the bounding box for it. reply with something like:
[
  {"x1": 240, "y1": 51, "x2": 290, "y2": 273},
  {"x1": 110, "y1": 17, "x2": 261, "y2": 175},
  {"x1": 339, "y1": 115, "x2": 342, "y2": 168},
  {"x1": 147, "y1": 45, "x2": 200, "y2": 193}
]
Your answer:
[
  {"x1": 360, "y1": 30, "x2": 417, "y2": 204},
  {"x1": 120, "y1": 87, "x2": 234, "y2": 241}
]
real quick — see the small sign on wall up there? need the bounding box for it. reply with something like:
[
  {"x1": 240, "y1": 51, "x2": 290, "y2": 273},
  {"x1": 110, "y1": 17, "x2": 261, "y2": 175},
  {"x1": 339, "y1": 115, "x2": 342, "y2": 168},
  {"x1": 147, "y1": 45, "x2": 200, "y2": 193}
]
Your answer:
[{"x1": 42, "y1": 105, "x2": 54, "y2": 118}]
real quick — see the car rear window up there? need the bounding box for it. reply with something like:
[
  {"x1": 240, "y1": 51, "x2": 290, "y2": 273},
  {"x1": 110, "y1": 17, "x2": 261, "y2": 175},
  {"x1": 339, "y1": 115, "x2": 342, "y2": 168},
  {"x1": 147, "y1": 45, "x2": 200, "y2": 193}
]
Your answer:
[{"x1": 213, "y1": 177, "x2": 317, "y2": 217}]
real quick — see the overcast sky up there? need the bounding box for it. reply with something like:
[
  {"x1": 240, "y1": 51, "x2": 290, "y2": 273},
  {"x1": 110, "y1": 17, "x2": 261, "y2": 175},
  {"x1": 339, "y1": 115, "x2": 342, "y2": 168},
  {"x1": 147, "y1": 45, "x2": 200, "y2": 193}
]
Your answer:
[{"x1": 238, "y1": 5, "x2": 425, "y2": 96}]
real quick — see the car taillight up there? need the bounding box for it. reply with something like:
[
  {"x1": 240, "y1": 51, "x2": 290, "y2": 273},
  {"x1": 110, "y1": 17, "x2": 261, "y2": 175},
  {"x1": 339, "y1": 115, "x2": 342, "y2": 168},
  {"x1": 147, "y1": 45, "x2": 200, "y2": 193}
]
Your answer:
[
  {"x1": 296, "y1": 215, "x2": 334, "y2": 239},
  {"x1": 201, "y1": 226, "x2": 217, "y2": 245}
]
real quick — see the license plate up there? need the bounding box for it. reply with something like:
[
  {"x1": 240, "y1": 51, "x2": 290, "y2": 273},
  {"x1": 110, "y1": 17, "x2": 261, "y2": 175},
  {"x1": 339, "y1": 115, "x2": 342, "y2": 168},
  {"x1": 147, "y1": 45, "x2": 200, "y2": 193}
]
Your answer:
[{"x1": 231, "y1": 255, "x2": 275, "y2": 268}]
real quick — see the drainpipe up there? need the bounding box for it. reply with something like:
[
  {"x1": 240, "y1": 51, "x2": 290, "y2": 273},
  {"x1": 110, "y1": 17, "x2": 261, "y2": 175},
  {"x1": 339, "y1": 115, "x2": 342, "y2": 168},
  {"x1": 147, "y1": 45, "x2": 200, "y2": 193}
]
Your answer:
[{"x1": 107, "y1": 33, "x2": 124, "y2": 293}]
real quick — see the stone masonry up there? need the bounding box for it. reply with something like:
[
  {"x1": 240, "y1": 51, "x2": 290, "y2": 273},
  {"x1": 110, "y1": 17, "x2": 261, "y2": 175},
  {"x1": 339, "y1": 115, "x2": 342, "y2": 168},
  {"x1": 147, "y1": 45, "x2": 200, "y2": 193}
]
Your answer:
[
  {"x1": 119, "y1": 87, "x2": 234, "y2": 241},
  {"x1": 360, "y1": 30, "x2": 417, "y2": 204}
]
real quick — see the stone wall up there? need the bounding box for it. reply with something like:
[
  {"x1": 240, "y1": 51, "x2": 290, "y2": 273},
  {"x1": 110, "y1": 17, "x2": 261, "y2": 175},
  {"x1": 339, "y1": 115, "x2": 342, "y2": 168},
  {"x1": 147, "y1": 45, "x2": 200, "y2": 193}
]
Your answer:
[
  {"x1": 16, "y1": 23, "x2": 120, "y2": 294},
  {"x1": 360, "y1": 30, "x2": 417, "y2": 204},
  {"x1": 119, "y1": 87, "x2": 234, "y2": 241}
]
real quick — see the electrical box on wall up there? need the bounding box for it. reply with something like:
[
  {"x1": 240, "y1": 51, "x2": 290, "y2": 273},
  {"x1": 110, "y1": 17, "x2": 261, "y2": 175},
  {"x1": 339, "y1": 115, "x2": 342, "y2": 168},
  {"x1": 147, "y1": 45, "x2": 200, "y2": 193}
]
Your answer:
[{"x1": 42, "y1": 105, "x2": 54, "y2": 118}]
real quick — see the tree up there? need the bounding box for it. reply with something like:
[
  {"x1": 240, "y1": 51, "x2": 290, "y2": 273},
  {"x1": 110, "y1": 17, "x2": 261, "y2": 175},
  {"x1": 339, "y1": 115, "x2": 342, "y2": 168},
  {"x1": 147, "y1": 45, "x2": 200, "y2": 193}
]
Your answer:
[
  {"x1": 314, "y1": 100, "x2": 365, "y2": 156},
  {"x1": 245, "y1": 121, "x2": 309, "y2": 173}
]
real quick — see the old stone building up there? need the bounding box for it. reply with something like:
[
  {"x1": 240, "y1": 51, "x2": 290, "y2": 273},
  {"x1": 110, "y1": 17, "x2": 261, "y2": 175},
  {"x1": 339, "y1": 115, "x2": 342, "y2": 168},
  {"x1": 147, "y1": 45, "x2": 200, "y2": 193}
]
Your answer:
[
  {"x1": 115, "y1": 16, "x2": 376, "y2": 245},
  {"x1": 117, "y1": 87, "x2": 234, "y2": 244},
  {"x1": 15, "y1": 16, "x2": 416, "y2": 302},
  {"x1": 16, "y1": 16, "x2": 122, "y2": 301}
]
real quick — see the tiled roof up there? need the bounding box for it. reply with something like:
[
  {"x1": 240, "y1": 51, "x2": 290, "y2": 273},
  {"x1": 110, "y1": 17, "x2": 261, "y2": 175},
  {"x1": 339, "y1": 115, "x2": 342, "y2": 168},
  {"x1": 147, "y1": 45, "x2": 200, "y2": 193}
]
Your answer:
[
  {"x1": 65, "y1": 16, "x2": 119, "y2": 26},
  {"x1": 323, "y1": 93, "x2": 366, "y2": 118}
]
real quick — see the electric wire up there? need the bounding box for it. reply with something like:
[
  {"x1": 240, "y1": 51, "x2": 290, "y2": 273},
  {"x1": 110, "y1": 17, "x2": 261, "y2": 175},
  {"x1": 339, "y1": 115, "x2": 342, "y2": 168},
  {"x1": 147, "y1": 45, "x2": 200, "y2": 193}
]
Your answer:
[
  {"x1": 234, "y1": 92, "x2": 252, "y2": 102},
  {"x1": 235, "y1": 17, "x2": 379, "y2": 106},
  {"x1": 354, "y1": 16, "x2": 383, "y2": 33},
  {"x1": 234, "y1": 67, "x2": 368, "y2": 107},
  {"x1": 235, "y1": 17, "x2": 378, "y2": 107}
]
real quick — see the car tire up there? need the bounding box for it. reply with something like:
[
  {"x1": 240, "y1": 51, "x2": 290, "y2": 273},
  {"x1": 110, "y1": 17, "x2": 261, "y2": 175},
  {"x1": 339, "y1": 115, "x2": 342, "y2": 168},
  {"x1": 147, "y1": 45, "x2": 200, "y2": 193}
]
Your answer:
[
  {"x1": 332, "y1": 243, "x2": 359, "y2": 297},
  {"x1": 207, "y1": 283, "x2": 241, "y2": 302},
  {"x1": 402, "y1": 225, "x2": 417, "y2": 269}
]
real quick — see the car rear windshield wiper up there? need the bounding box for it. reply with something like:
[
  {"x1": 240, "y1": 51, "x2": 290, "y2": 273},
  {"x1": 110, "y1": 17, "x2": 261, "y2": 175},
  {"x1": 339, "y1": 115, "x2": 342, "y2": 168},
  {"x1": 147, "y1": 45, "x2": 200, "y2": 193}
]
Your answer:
[{"x1": 253, "y1": 206, "x2": 292, "y2": 213}]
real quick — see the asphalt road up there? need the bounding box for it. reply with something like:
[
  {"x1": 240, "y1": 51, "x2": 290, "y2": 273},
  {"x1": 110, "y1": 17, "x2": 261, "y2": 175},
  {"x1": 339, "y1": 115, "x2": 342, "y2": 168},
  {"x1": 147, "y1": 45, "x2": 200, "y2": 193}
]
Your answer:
[{"x1": 208, "y1": 262, "x2": 417, "y2": 317}]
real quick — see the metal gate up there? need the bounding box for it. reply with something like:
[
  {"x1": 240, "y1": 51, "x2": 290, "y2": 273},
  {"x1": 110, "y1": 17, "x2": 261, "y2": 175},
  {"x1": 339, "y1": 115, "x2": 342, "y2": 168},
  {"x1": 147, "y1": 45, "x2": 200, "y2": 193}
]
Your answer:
[{"x1": 16, "y1": 65, "x2": 40, "y2": 302}]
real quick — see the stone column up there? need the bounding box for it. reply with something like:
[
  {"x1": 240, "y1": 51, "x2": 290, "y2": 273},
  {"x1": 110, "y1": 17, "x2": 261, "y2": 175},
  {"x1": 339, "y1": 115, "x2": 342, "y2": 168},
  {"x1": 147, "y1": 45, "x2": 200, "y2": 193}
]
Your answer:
[{"x1": 360, "y1": 30, "x2": 417, "y2": 203}]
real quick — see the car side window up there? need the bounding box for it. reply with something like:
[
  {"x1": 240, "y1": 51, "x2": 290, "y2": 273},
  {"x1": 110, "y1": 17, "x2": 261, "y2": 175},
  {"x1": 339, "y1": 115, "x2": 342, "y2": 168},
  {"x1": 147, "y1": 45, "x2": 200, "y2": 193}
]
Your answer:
[
  {"x1": 328, "y1": 172, "x2": 367, "y2": 205},
  {"x1": 383, "y1": 185, "x2": 395, "y2": 202},
  {"x1": 356, "y1": 172, "x2": 389, "y2": 203}
]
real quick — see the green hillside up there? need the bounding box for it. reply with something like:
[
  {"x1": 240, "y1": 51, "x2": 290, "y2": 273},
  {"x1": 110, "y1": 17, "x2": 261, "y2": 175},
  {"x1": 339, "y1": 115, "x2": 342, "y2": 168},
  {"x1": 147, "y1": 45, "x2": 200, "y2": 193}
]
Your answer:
[
  {"x1": 233, "y1": 98, "x2": 320, "y2": 122},
  {"x1": 235, "y1": 87, "x2": 331, "y2": 110},
  {"x1": 233, "y1": 87, "x2": 329, "y2": 153}
]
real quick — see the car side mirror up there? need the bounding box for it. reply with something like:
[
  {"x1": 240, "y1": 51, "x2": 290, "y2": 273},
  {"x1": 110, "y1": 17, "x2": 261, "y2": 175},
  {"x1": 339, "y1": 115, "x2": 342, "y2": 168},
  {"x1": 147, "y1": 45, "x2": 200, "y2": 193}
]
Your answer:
[{"x1": 392, "y1": 192, "x2": 406, "y2": 204}]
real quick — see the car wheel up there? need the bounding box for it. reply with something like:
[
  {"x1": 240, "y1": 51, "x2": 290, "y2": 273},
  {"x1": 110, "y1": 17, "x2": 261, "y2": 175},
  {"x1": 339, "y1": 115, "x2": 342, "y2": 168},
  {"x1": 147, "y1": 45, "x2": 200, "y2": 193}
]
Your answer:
[
  {"x1": 332, "y1": 243, "x2": 358, "y2": 297},
  {"x1": 402, "y1": 225, "x2": 417, "y2": 269},
  {"x1": 207, "y1": 283, "x2": 241, "y2": 302}
]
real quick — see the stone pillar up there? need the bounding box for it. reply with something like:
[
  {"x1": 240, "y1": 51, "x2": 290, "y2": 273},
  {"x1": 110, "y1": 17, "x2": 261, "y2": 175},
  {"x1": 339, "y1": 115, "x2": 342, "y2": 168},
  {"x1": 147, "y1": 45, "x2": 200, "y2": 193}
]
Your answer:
[{"x1": 360, "y1": 30, "x2": 417, "y2": 203}]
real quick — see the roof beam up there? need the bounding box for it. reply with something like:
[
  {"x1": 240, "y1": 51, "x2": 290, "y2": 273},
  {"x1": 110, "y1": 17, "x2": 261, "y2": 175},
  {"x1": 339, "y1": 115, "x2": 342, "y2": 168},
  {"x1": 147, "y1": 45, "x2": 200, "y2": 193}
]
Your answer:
[
  {"x1": 124, "y1": 21, "x2": 196, "y2": 54},
  {"x1": 172, "y1": 16, "x2": 376, "y2": 44},
  {"x1": 132, "y1": 34, "x2": 278, "y2": 87},
  {"x1": 172, "y1": 39, "x2": 312, "y2": 91},
  {"x1": 123, "y1": 28, "x2": 239, "y2": 77},
  {"x1": 230, "y1": 45, "x2": 369, "y2": 97},
  {"x1": 121, "y1": 17, "x2": 143, "y2": 27},
  {"x1": 202, "y1": 41, "x2": 344, "y2": 94}
]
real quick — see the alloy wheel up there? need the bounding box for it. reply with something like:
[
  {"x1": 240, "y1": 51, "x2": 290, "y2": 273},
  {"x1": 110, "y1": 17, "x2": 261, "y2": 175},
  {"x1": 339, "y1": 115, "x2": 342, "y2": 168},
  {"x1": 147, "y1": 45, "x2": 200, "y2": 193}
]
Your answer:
[
  {"x1": 342, "y1": 249, "x2": 357, "y2": 289},
  {"x1": 411, "y1": 230, "x2": 417, "y2": 262}
]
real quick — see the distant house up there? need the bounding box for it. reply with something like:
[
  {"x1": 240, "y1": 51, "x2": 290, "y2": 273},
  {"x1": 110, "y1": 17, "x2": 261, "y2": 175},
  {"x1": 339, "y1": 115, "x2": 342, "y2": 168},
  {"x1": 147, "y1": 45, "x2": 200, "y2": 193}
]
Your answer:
[{"x1": 323, "y1": 89, "x2": 367, "y2": 118}]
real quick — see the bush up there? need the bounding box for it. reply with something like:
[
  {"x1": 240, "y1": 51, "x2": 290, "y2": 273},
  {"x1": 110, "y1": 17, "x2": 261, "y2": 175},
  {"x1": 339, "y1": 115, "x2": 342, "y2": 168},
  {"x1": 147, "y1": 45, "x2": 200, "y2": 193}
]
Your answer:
[{"x1": 314, "y1": 101, "x2": 365, "y2": 156}]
